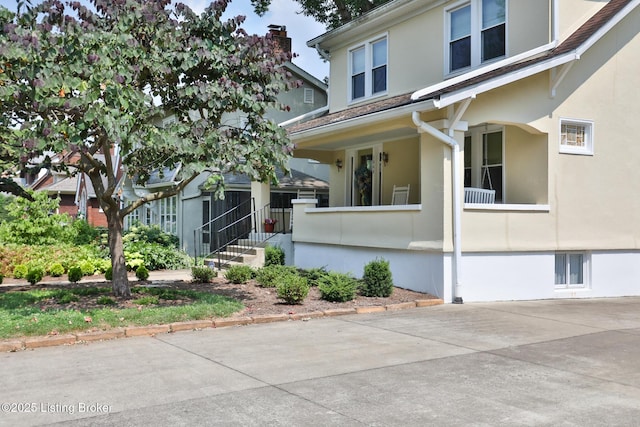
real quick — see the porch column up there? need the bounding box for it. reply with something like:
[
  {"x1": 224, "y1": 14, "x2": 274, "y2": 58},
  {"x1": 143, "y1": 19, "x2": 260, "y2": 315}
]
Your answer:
[{"x1": 251, "y1": 181, "x2": 270, "y2": 210}]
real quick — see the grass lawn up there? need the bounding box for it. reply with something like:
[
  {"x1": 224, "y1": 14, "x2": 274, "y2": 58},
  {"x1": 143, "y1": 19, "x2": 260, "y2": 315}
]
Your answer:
[{"x1": 0, "y1": 286, "x2": 244, "y2": 339}]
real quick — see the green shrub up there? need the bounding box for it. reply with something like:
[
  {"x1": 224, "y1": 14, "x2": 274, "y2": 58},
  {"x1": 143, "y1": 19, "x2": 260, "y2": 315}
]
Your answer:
[
  {"x1": 26, "y1": 266, "x2": 45, "y2": 285},
  {"x1": 123, "y1": 224, "x2": 179, "y2": 248},
  {"x1": 105, "y1": 266, "x2": 113, "y2": 281},
  {"x1": 255, "y1": 265, "x2": 298, "y2": 288},
  {"x1": 264, "y1": 245, "x2": 285, "y2": 266},
  {"x1": 191, "y1": 265, "x2": 217, "y2": 283},
  {"x1": 57, "y1": 292, "x2": 79, "y2": 304},
  {"x1": 13, "y1": 264, "x2": 28, "y2": 279},
  {"x1": 67, "y1": 266, "x2": 83, "y2": 283},
  {"x1": 0, "y1": 274, "x2": 3, "y2": 284},
  {"x1": 298, "y1": 267, "x2": 329, "y2": 287},
  {"x1": 132, "y1": 295, "x2": 158, "y2": 305},
  {"x1": 72, "y1": 219, "x2": 103, "y2": 245},
  {"x1": 135, "y1": 265, "x2": 150, "y2": 281},
  {"x1": 276, "y1": 274, "x2": 309, "y2": 304},
  {"x1": 123, "y1": 242, "x2": 192, "y2": 271},
  {"x1": 96, "y1": 296, "x2": 116, "y2": 305},
  {"x1": 92, "y1": 258, "x2": 111, "y2": 274},
  {"x1": 48, "y1": 262, "x2": 65, "y2": 277},
  {"x1": 224, "y1": 265, "x2": 254, "y2": 284},
  {"x1": 318, "y1": 272, "x2": 358, "y2": 302},
  {"x1": 361, "y1": 258, "x2": 393, "y2": 297},
  {"x1": 78, "y1": 259, "x2": 95, "y2": 276}
]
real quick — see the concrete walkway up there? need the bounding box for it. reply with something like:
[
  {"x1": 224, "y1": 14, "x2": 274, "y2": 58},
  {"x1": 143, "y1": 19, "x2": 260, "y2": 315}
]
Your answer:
[{"x1": 2, "y1": 297, "x2": 640, "y2": 426}]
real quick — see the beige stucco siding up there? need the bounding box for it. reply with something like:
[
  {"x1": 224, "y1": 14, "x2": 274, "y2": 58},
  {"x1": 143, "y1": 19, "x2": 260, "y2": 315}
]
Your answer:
[
  {"x1": 508, "y1": 0, "x2": 550, "y2": 54},
  {"x1": 327, "y1": 0, "x2": 553, "y2": 113},
  {"x1": 462, "y1": 5, "x2": 640, "y2": 252},
  {"x1": 381, "y1": 137, "x2": 420, "y2": 205}
]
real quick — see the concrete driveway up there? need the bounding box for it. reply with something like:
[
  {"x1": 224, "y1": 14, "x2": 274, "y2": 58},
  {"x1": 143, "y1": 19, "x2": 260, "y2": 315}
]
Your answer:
[{"x1": 2, "y1": 297, "x2": 640, "y2": 426}]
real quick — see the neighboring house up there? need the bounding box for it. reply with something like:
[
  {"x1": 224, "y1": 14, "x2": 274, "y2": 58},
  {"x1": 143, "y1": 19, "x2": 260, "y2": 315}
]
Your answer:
[
  {"x1": 283, "y1": 0, "x2": 640, "y2": 302},
  {"x1": 121, "y1": 25, "x2": 329, "y2": 254}
]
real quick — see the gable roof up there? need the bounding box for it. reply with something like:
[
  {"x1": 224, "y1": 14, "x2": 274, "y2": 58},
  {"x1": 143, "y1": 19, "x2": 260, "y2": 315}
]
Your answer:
[{"x1": 287, "y1": 0, "x2": 637, "y2": 135}]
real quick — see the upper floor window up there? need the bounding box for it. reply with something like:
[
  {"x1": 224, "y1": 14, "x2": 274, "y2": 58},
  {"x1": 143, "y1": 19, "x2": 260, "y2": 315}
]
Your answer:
[
  {"x1": 447, "y1": 0, "x2": 506, "y2": 73},
  {"x1": 560, "y1": 118, "x2": 594, "y2": 155},
  {"x1": 304, "y1": 88, "x2": 314, "y2": 104},
  {"x1": 350, "y1": 36, "x2": 387, "y2": 102}
]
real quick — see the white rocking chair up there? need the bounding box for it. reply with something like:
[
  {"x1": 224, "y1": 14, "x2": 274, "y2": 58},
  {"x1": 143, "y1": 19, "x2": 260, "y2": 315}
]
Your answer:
[
  {"x1": 391, "y1": 185, "x2": 410, "y2": 205},
  {"x1": 464, "y1": 187, "x2": 496, "y2": 204}
]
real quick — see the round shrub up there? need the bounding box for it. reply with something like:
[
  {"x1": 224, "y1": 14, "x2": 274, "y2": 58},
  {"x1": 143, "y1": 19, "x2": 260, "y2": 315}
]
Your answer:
[
  {"x1": 67, "y1": 266, "x2": 83, "y2": 283},
  {"x1": 299, "y1": 267, "x2": 329, "y2": 287},
  {"x1": 276, "y1": 274, "x2": 309, "y2": 304},
  {"x1": 135, "y1": 265, "x2": 150, "y2": 281},
  {"x1": 224, "y1": 265, "x2": 254, "y2": 284},
  {"x1": 191, "y1": 265, "x2": 217, "y2": 283},
  {"x1": 13, "y1": 264, "x2": 28, "y2": 279},
  {"x1": 26, "y1": 266, "x2": 45, "y2": 285},
  {"x1": 255, "y1": 265, "x2": 298, "y2": 288},
  {"x1": 318, "y1": 272, "x2": 358, "y2": 302},
  {"x1": 105, "y1": 266, "x2": 113, "y2": 281},
  {"x1": 264, "y1": 245, "x2": 285, "y2": 266},
  {"x1": 78, "y1": 259, "x2": 95, "y2": 276},
  {"x1": 48, "y1": 263, "x2": 65, "y2": 277},
  {"x1": 361, "y1": 258, "x2": 394, "y2": 297}
]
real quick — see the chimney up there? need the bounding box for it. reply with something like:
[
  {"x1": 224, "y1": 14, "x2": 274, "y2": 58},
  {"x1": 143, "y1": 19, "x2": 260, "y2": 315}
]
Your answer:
[{"x1": 268, "y1": 24, "x2": 291, "y2": 55}]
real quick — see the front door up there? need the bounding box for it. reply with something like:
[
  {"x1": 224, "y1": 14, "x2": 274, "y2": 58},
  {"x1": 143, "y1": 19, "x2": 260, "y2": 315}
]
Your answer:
[{"x1": 347, "y1": 145, "x2": 383, "y2": 206}]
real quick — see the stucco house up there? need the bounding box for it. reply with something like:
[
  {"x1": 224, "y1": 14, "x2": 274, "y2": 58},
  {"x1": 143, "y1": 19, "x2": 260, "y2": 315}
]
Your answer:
[{"x1": 283, "y1": 0, "x2": 640, "y2": 302}]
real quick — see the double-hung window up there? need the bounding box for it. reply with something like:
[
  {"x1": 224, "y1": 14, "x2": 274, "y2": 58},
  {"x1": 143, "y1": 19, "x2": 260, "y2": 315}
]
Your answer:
[
  {"x1": 447, "y1": 0, "x2": 506, "y2": 73},
  {"x1": 350, "y1": 35, "x2": 387, "y2": 102}
]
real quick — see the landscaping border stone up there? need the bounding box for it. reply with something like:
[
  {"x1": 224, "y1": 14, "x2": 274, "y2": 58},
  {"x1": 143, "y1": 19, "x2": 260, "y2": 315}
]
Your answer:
[{"x1": 1, "y1": 299, "x2": 444, "y2": 352}]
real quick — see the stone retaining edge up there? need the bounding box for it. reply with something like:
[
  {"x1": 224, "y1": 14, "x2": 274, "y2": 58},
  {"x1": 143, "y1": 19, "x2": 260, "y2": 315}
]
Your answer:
[{"x1": 1, "y1": 298, "x2": 443, "y2": 352}]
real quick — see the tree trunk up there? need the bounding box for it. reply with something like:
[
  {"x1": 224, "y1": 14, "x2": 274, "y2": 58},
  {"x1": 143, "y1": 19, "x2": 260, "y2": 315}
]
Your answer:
[{"x1": 106, "y1": 210, "x2": 131, "y2": 298}]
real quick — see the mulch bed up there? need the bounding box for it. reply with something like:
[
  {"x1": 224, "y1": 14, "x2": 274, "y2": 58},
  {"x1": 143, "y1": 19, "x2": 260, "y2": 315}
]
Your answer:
[{"x1": 1, "y1": 273, "x2": 438, "y2": 318}]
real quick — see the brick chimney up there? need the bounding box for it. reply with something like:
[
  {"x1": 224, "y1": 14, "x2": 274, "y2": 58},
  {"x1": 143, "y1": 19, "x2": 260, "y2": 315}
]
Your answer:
[{"x1": 268, "y1": 24, "x2": 291, "y2": 55}]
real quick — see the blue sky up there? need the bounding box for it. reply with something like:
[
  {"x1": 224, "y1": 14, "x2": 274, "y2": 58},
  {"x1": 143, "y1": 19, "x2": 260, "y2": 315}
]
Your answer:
[{"x1": 0, "y1": 0, "x2": 329, "y2": 80}]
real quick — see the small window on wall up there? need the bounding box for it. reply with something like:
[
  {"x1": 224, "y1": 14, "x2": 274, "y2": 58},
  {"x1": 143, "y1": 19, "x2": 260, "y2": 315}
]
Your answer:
[
  {"x1": 555, "y1": 252, "x2": 588, "y2": 288},
  {"x1": 303, "y1": 88, "x2": 314, "y2": 104},
  {"x1": 560, "y1": 119, "x2": 593, "y2": 155}
]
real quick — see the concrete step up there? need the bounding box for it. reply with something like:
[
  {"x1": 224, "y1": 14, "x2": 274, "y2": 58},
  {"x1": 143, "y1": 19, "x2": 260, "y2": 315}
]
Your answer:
[{"x1": 205, "y1": 246, "x2": 265, "y2": 270}]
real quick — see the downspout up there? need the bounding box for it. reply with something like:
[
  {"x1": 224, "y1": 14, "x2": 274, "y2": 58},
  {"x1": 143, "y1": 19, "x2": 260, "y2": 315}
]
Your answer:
[{"x1": 411, "y1": 97, "x2": 473, "y2": 304}]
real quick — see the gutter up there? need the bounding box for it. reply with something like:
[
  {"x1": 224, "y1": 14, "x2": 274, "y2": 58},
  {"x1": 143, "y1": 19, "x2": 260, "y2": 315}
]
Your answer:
[{"x1": 411, "y1": 97, "x2": 473, "y2": 304}]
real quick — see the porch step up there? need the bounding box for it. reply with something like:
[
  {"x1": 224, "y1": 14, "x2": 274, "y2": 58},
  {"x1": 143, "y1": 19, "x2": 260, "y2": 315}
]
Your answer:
[{"x1": 205, "y1": 246, "x2": 265, "y2": 270}]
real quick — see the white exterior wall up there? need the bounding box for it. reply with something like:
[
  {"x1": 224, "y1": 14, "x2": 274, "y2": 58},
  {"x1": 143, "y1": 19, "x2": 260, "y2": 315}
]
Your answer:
[
  {"x1": 461, "y1": 251, "x2": 640, "y2": 302},
  {"x1": 294, "y1": 242, "x2": 446, "y2": 300}
]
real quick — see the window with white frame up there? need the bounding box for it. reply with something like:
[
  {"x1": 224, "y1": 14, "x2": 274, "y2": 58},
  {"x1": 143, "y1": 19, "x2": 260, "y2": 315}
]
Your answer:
[
  {"x1": 303, "y1": 88, "x2": 314, "y2": 104},
  {"x1": 349, "y1": 35, "x2": 387, "y2": 101},
  {"x1": 555, "y1": 252, "x2": 588, "y2": 288},
  {"x1": 560, "y1": 119, "x2": 594, "y2": 155},
  {"x1": 447, "y1": 0, "x2": 506, "y2": 73},
  {"x1": 159, "y1": 196, "x2": 177, "y2": 235}
]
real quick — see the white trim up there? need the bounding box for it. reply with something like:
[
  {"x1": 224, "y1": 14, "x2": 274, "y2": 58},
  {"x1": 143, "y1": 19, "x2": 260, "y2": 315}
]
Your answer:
[
  {"x1": 303, "y1": 88, "x2": 314, "y2": 104},
  {"x1": 305, "y1": 204, "x2": 421, "y2": 213},
  {"x1": 444, "y1": 0, "x2": 508, "y2": 75},
  {"x1": 559, "y1": 117, "x2": 594, "y2": 156},
  {"x1": 464, "y1": 203, "x2": 550, "y2": 211},
  {"x1": 347, "y1": 33, "x2": 388, "y2": 103},
  {"x1": 554, "y1": 251, "x2": 591, "y2": 290}
]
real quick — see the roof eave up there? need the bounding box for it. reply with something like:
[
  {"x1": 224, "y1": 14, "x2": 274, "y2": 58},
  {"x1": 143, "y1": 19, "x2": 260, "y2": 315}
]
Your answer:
[{"x1": 290, "y1": 99, "x2": 436, "y2": 141}]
